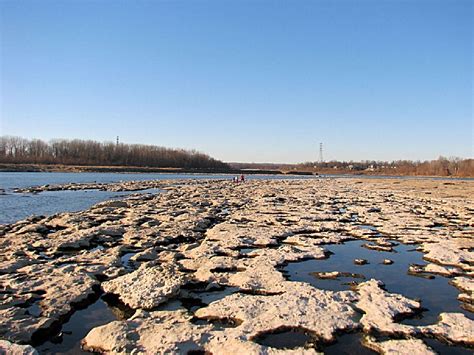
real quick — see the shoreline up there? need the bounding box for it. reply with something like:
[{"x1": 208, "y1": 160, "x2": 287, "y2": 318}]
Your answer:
[
  {"x1": 0, "y1": 163, "x2": 284, "y2": 175},
  {"x1": 2, "y1": 163, "x2": 473, "y2": 179}
]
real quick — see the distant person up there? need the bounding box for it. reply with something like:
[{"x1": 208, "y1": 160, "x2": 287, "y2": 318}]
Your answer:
[{"x1": 240, "y1": 174, "x2": 245, "y2": 183}]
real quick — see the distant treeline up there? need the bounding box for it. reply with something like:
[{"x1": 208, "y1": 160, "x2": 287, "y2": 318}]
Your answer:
[
  {"x1": 0, "y1": 136, "x2": 230, "y2": 170},
  {"x1": 300, "y1": 158, "x2": 473, "y2": 177},
  {"x1": 232, "y1": 157, "x2": 474, "y2": 177}
]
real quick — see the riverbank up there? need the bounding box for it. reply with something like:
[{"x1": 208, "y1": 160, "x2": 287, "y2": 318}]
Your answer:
[
  {"x1": 3, "y1": 162, "x2": 473, "y2": 179},
  {"x1": 0, "y1": 163, "x2": 288, "y2": 175},
  {"x1": 0, "y1": 178, "x2": 473, "y2": 353}
]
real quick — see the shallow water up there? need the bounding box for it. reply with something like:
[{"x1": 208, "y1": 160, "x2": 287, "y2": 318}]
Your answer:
[
  {"x1": 0, "y1": 189, "x2": 149, "y2": 225},
  {"x1": 120, "y1": 252, "x2": 138, "y2": 270},
  {"x1": 0, "y1": 172, "x2": 318, "y2": 225},
  {"x1": 282, "y1": 240, "x2": 473, "y2": 326},
  {"x1": 279, "y1": 240, "x2": 474, "y2": 353},
  {"x1": 254, "y1": 328, "x2": 376, "y2": 353},
  {"x1": 35, "y1": 298, "x2": 117, "y2": 355},
  {"x1": 1, "y1": 171, "x2": 472, "y2": 225}
]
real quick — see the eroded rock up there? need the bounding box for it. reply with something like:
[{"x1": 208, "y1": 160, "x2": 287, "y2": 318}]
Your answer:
[{"x1": 102, "y1": 262, "x2": 187, "y2": 309}]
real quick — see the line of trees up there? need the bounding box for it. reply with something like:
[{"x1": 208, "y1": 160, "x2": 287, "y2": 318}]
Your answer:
[
  {"x1": 0, "y1": 136, "x2": 230, "y2": 170},
  {"x1": 298, "y1": 158, "x2": 473, "y2": 177},
  {"x1": 231, "y1": 157, "x2": 474, "y2": 177}
]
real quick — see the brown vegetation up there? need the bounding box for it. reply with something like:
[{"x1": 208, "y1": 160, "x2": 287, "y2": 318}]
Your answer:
[
  {"x1": 232, "y1": 157, "x2": 474, "y2": 177},
  {"x1": 0, "y1": 136, "x2": 230, "y2": 170}
]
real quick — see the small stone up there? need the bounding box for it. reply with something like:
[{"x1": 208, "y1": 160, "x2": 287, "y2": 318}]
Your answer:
[{"x1": 368, "y1": 207, "x2": 381, "y2": 213}]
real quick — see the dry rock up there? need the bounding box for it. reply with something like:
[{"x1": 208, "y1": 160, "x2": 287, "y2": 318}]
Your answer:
[{"x1": 102, "y1": 262, "x2": 187, "y2": 309}]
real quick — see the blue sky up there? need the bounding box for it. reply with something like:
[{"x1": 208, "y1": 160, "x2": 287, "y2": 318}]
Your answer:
[{"x1": 0, "y1": 0, "x2": 472, "y2": 163}]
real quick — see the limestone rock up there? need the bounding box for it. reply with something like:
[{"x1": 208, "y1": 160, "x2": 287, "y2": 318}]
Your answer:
[
  {"x1": 363, "y1": 336, "x2": 435, "y2": 354},
  {"x1": 82, "y1": 310, "x2": 213, "y2": 354},
  {"x1": 356, "y1": 279, "x2": 420, "y2": 335},
  {"x1": 102, "y1": 262, "x2": 187, "y2": 309},
  {"x1": 420, "y1": 313, "x2": 474, "y2": 345},
  {"x1": 195, "y1": 281, "x2": 357, "y2": 342},
  {"x1": 0, "y1": 340, "x2": 38, "y2": 355}
]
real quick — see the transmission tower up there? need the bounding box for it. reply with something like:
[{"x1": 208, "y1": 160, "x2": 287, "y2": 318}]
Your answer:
[
  {"x1": 116, "y1": 136, "x2": 119, "y2": 145},
  {"x1": 319, "y1": 142, "x2": 323, "y2": 163}
]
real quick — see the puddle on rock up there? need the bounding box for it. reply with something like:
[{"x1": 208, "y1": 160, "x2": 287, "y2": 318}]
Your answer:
[
  {"x1": 120, "y1": 252, "x2": 138, "y2": 270},
  {"x1": 27, "y1": 303, "x2": 42, "y2": 317},
  {"x1": 187, "y1": 287, "x2": 240, "y2": 305},
  {"x1": 424, "y1": 337, "x2": 474, "y2": 355},
  {"x1": 238, "y1": 247, "x2": 259, "y2": 255},
  {"x1": 254, "y1": 328, "x2": 375, "y2": 354},
  {"x1": 89, "y1": 245, "x2": 105, "y2": 253},
  {"x1": 323, "y1": 333, "x2": 376, "y2": 355},
  {"x1": 357, "y1": 225, "x2": 379, "y2": 232},
  {"x1": 253, "y1": 327, "x2": 317, "y2": 349},
  {"x1": 282, "y1": 240, "x2": 473, "y2": 326},
  {"x1": 35, "y1": 297, "x2": 118, "y2": 354}
]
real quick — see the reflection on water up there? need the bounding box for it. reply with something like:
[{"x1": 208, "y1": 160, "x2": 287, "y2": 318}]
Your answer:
[
  {"x1": 35, "y1": 298, "x2": 117, "y2": 355},
  {"x1": 0, "y1": 189, "x2": 143, "y2": 225},
  {"x1": 282, "y1": 240, "x2": 472, "y2": 326},
  {"x1": 280, "y1": 240, "x2": 473, "y2": 354}
]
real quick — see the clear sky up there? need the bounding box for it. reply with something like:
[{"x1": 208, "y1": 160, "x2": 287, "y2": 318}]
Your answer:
[{"x1": 0, "y1": 0, "x2": 472, "y2": 163}]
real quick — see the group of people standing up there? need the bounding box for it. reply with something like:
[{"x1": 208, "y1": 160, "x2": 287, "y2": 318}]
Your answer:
[{"x1": 232, "y1": 174, "x2": 245, "y2": 183}]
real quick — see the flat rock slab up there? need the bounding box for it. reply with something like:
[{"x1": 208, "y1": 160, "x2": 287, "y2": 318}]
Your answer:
[
  {"x1": 102, "y1": 262, "x2": 187, "y2": 309},
  {"x1": 82, "y1": 310, "x2": 213, "y2": 354},
  {"x1": 195, "y1": 281, "x2": 357, "y2": 342},
  {"x1": 356, "y1": 279, "x2": 420, "y2": 335},
  {"x1": 364, "y1": 337, "x2": 435, "y2": 355}
]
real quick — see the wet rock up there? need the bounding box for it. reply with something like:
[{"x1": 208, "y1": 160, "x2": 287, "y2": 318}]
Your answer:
[
  {"x1": 362, "y1": 242, "x2": 394, "y2": 252},
  {"x1": 424, "y1": 263, "x2": 461, "y2": 276},
  {"x1": 407, "y1": 264, "x2": 435, "y2": 279},
  {"x1": 363, "y1": 336, "x2": 435, "y2": 354},
  {"x1": 311, "y1": 271, "x2": 365, "y2": 280},
  {"x1": 420, "y1": 313, "x2": 474, "y2": 345},
  {"x1": 354, "y1": 259, "x2": 368, "y2": 265},
  {"x1": 421, "y1": 240, "x2": 474, "y2": 271},
  {"x1": 312, "y1": 271, "x2": 340, "y2": 279},
  {"x1": 356, "y1": 279, "x2": 420, "y2": 335},
  {"x1": 451, "y1": 277, "x2": 474, "y2": 304}
]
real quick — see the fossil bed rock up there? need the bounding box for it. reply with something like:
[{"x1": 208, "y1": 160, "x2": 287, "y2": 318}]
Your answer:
[{"x1": 0, "y1": 178, "x2": 473, "y2": 353}]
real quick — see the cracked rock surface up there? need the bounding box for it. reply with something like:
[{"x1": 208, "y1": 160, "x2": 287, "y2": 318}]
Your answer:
[{"x1": 1, "y1": 178, "x2": 473, "y2": 353}]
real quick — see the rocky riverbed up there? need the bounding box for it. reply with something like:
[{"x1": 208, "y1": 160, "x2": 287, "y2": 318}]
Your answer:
[
  {"x1": 12, "y1": 179, "x2": 173, "y2": 194},
  {"x1": 0, "y1": 178, "x2": 473, "y2": 354}
]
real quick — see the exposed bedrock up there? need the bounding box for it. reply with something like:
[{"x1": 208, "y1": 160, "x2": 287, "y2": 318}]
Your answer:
[{"x1": 1, "y1": 178, "x2": 473, "y2": 353}]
